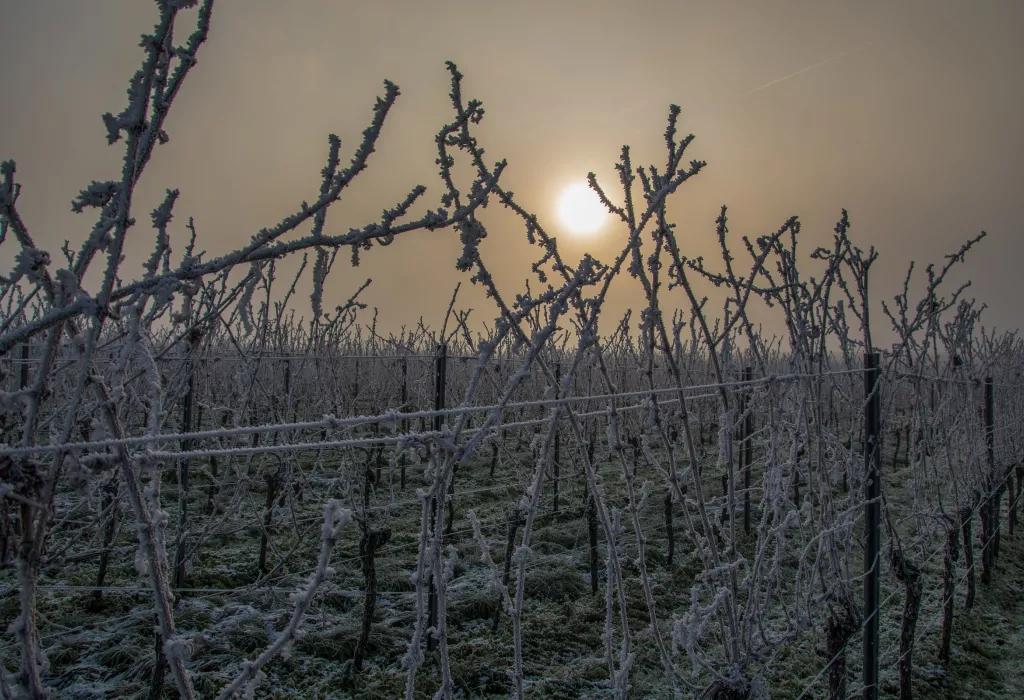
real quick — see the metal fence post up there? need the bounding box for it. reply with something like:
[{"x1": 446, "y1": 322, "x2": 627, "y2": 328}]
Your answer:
[
  {"x1": 863, "y1": 352, "x2": 882, "y2": 700},
  {"x1": 984, "y1": 377, "x2": 997, "y2": 567},
  {"x1": 743, "y1": 366, "x2": 753, "y2": 536},
  {"x1": 173, "y1": 355, "x2": 196, "y2": 589},
  {"x1": 427, "y1": 343, "x2": 447, "y2": 651},
  {"x1": 19, "y1": 342, "x2": 30, "y2": 391},
  {"x1": 400, "y1": 357, "x2": 409, "y2": 489},
  {"x1": 433, "y1": 344, "x2": 447, "y2": 432},
  {"x1": 553, "y1": 361, "x2": 561, "y2": 514}
]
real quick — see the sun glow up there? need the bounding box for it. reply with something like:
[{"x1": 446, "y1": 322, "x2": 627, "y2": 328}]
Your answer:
[{"x1": 557, "y1": 182, "x2": 609, "y2": 237}]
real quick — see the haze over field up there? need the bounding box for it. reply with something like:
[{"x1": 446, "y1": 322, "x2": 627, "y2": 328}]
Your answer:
[
  {"x1": 1, "y1": 0, "x2": 1021, "y2": 335},
  {"x1": 5, "y1": 3, "x2": 1024, "y2": 698}
]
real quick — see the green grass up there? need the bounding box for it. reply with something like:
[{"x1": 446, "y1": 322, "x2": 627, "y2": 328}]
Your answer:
[{"x1": 1, "y1": 427, "x2": 1022, "y2": 698}]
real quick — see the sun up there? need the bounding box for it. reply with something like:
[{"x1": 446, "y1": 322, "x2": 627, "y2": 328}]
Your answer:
[{"x1": 557, "y1": 182, "x2": 609, "y2": 237}]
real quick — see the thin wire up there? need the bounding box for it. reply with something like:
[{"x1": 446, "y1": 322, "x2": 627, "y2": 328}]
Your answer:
[
  {"x1": 0, "y1": 368, "x2": 857, "y2": 458},
  {"x1": 794, "y1": 482, "x2": 1020, "y2": 699},
  {"x1": 887, "y1": 368, "x2": 1024, "y2": 391}
]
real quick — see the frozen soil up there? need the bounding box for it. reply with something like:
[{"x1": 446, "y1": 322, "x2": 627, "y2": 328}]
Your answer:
[{"x1": 1, "y1": 432, "x2": 1022, "y2": 698}]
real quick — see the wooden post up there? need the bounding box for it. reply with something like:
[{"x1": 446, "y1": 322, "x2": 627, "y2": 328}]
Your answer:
[
  {"x1": 493, "y1": 509, "x2": 521, "y2": 632},
  {"x1": 88, "y1": 480, "x2": 119, "y2": 611},
  {"x1": 148, "y1": 614, "x2": 165, "y2": 700},
  {"x1": 258, "y1": 469, "x2": 279, "y2": 575},
  {"x1": 939, "y1": 518, "x2": 959, "y2": 665},
  {"x1": 354, "y1": 525, "x2": 391, "y2": 670},
  {"x1": 962, "y1": 504, "x2": 976, "y2": 609}
]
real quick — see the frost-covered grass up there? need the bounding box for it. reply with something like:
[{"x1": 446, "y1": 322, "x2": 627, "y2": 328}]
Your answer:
[
  {"x1": 2, "y1": 3, "x2": 1021, "y2": 698},
  {"x1": 2, "y1": 427, "x2": 1021, "y2": 699}
]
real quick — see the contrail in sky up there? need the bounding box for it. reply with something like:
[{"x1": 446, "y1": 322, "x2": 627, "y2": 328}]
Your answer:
[
  {"x1": 739, "y1": 43, "x2": 871, "y2": 98},
  {"x1": 604, "y1": 41, "x2": 872, "y2": 134}
]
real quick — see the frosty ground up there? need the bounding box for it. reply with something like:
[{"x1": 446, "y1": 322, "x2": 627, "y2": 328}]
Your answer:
[{"x1": 2, "y1": 430, "x2": 1021, "y2": 699}]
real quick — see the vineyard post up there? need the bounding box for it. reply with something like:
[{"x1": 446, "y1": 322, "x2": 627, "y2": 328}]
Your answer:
[
  {"x1": 962, "y1": 503, "x2": 976, "y2": 608},
  {"x1": 442, "y1": 347, "x2": 457, "y2": 535},
  {"x1": 463, "y1": 357, "x2": 472, "y2": 430},
  {"x1": 586, "y1": 433, "x2": 599, "y2": 594},
  {"x1": 354, "y1": 524, "x2": 391, "y2": 671},
  {"x1": 173, "y1": 355, "x2": 196, "y2": 590},
  {"x1": 89, "y1": 479, "x2": 119, "y2": 611},
  {"x1": 428, "y1": 342, "x2": 447, "y2": 650},
  {"x1": 743, "y1": 366, "x2": 753, "y2": 536},
  {"x1": 984, "y1": 376, "x2": 998, "y2": 568},
  {"x1": 283, "y1": 355, "x2": 292, "y2": 419},
  {"x1": 251, "y1": 401, "x2": 261, "y2": 449},
  {"x1": 149, "y1": 614, "x2": 166, "y2": 700},
  {"x1": 1014, "y1": 464, "x2": 1024, "y2": 537},
  {"x1": 863, "y1": 351, "x2": 882, "y2": 700},
  {"x1": 434, "y1": 345, "x2": 447, "y2": 432},
  {"x1": 1011, "y1": 460, "x2": 1019, "y2": 537},
  {"x1": 18, "y1": 344, "x2": 29, "y2": 514},
  {"x1": 19, "y1": 342, "x2": 29, "y2": 391},
  {"x1": 258, "y1": 467, "x2": 280, "y2": 575},
  {"x1": 553, "y1": 362, "x2": 561, "y2": 514},
  {"x1": 352, "y1": 357, "x2": 360, "y2": 415},
  {"x1": 3, "y1": 343, "x2": 31, "y2": 562},
  {"x1": 664, "y1": 488, "x2": 674, "y2": 566},
  {"x1": 493, "y1": 508, "x2": 522, "y2": 632},
  {"x1": 401, "y1": 357, "x2": 408, "y2": 489},
  {"x1": 939, "y1": 514, "x2": 959, "y2": 665},
  {"x1": 490, "y1": 360, "x2": 503, "y2": 479}
]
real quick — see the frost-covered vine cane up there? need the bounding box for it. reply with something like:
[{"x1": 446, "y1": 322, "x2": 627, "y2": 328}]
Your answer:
[
  {"x1": 91, "y1": 355, "x2": 198, "y2": 700},
  {"x1": 594, "y1": 142, "x2": 750, "y2": 688},
  {"x1": 0, "y1": 3, "x2": 216, "y2": 692},
  {"x1": 216, "y1": 501, "x2": 352, "y2": 699},
  {"x1": 424, "y1": 274, "x2": 593, "y2": 698}
]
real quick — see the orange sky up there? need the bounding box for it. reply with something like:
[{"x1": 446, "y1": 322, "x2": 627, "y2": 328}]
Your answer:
[{"x1": 1, "y1": 0, "x2": 1021, "y2": 341}]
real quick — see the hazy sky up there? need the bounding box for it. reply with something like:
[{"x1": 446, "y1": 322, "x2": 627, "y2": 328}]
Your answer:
[{"x1": 1, "y1": 0, "x2": 1022, "y2": 340}]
